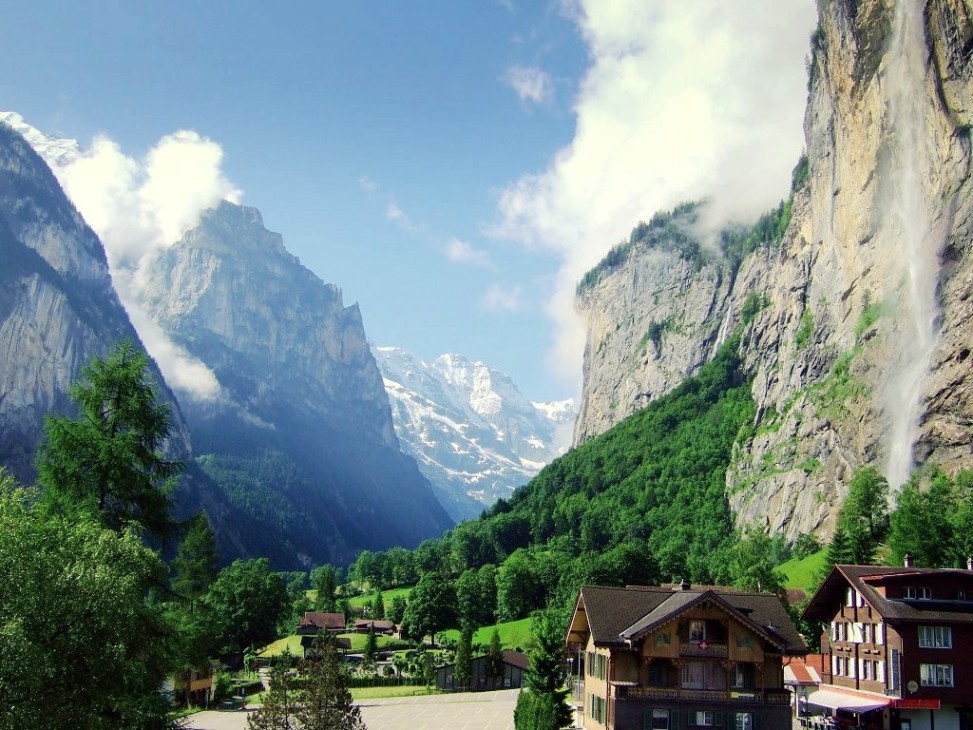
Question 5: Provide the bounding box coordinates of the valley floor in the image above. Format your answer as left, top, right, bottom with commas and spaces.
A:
183, 688, 519, 730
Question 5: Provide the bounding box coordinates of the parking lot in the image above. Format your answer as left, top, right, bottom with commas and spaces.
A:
183, 688, 519, 730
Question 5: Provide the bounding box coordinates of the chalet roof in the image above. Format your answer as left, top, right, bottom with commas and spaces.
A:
570, 584, 806, 655
300, 611, 346, 630
502, 650, 530, 671
803, 565, 973, 624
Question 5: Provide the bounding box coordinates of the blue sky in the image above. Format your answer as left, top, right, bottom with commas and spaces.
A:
3, 1, 816, 402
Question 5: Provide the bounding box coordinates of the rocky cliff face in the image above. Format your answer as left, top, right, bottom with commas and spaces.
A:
374, 346, 575, 522
574, 0, 973, 541
0, 122, 169, 478
137, 203, 453, 566
0, 122, 251, 551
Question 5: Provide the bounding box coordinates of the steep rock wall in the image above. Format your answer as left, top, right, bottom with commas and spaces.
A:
574, 0, 973, 540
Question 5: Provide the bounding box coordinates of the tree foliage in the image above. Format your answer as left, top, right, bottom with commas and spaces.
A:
37, 340, 182, 540
516, 607, 571, 730
172, 512, 219, 601
202, 558, 288, 655
294, 633, 366, 730
0, 473, 176, 730
402, 572, 456, 642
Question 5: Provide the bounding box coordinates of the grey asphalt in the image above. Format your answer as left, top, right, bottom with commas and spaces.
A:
182, 688, 519, 730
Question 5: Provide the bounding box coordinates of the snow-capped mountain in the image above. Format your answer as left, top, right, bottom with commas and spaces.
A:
373, 346, 576, 522
0, 112, 80, 166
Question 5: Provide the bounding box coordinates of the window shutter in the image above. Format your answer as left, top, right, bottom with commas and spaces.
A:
643, 709, 653, 730
877, 660, 885, 683
671, 709, 680, 730
753, 713, 762, 730
876, 623, 884, 645
715, 711, 724, 727
832, 655, 839, 675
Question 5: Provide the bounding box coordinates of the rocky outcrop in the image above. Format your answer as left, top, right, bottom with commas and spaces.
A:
574, 0, 973, 541
374, 346, 575, 522
0, 122, 171, 479
137, 203, 453, 566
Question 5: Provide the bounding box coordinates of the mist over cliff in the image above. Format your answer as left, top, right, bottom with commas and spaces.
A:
573, 0, 973, 541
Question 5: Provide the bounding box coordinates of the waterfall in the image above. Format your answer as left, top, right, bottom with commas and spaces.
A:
880, 0, 942, 489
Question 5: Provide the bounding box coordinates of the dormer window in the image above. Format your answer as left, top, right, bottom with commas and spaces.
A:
905, 587, 932, 600
689, 620, 706, 641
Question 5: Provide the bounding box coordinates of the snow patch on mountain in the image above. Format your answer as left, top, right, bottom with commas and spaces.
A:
374, 346, 576, 522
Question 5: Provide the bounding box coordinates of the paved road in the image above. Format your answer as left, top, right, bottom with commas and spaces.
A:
183, 689, 519, 730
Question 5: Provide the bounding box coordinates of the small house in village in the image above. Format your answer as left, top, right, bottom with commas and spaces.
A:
434, 650, 529, 692
297, 611, 346, 635
566, 582, 806, 729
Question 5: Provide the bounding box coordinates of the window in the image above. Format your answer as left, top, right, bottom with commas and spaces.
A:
876, 623, 884, 645
689, 620, 706, 641
832, 622, 839, 642
648, 661, 673, 688
918, 626, 952, 649
832, 655, 840, 676
587, 653, 606, 680
846, 588, 855, 607
906, 587, 932, 600
694, 711, 715, 726
736, 635, 754, 649
647, 709, 670, 730
920, 664, 954, 687
589, 694, 606, 723
682, 661, 725, 690
732, 663, 755, 690
861, 659, 871, 681
655, 632, 671, 646
735, 712, 754, 730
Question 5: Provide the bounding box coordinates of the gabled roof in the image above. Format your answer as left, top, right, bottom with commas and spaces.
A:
568, 584, 806, 655
803, 565, 973, 624
300, 611, 346, 630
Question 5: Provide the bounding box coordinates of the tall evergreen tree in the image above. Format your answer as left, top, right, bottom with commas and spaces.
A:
454, 621, 474, 691
486, 628, 505, 682
372, 591, 385, 620
295, 633, 366, 730
38, 340, 182, 540
246, 665, 297, 730
515, 607, 571, 730
172, 513, 219, 601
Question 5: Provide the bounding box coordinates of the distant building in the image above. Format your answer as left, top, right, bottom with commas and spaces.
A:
353, 619, 396, 635
803, 562, 973, 730
434, 650, 529, 692
566, 582, 806, 730
297, 611, 346, 635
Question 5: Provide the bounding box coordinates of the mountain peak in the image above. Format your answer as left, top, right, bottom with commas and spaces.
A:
0, 112, 80, 167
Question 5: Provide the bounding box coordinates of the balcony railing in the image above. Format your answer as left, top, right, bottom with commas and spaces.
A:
614, 686, 791, 706
679, 642, 729, 658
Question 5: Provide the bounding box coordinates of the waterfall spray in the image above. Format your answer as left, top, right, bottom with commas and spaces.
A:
881, 1, 942, 488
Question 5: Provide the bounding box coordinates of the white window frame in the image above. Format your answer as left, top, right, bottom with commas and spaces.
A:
650, 708, 671, 730
918, 625, 952, 649
695, 710, 715, 726
920, 663, 954, 687
735, 712, 754, 730
876, 660, 885, 683
875, 623, 884, 645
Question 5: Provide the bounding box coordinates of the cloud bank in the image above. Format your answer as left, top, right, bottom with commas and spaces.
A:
495, 0, 817, 386
56, 130, 242, 401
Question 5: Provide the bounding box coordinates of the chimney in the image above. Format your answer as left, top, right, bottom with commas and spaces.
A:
680, 578, 691, 591
904, 553, 913, 568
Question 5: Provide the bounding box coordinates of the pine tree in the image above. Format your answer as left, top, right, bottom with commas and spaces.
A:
246, 665, 296, 730
516, 607, 572, 730
486, 628, 505, 683
172, 513, 219, 601
295, 633, 366, 730
454, 621, 474, 690
38, 340, 182, 540
363, 625, 378, 667
372, 591, 385, 620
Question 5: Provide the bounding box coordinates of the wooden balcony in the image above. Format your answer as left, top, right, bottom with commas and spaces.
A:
679, 641, 728, 658
614, 685, 791, 706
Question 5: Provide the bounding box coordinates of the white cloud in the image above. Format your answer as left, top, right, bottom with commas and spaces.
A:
481, 283, 522, 312
359, 175, 377, 194
505, 65, 554, 104
445, 238, 493, 267
495, 0, 817, 384
53, 130, 241, 401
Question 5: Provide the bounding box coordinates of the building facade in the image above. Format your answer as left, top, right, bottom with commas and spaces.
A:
567, 583, 807, 730
803, 564, 973, 730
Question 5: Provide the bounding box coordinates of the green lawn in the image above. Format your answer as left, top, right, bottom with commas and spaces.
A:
258, 632, 405, 658
348, 587, 412, 609
350, 685, 438, 700
441, 618, 533, 652
779, 549, 827, 591
257, 634, 305, 658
